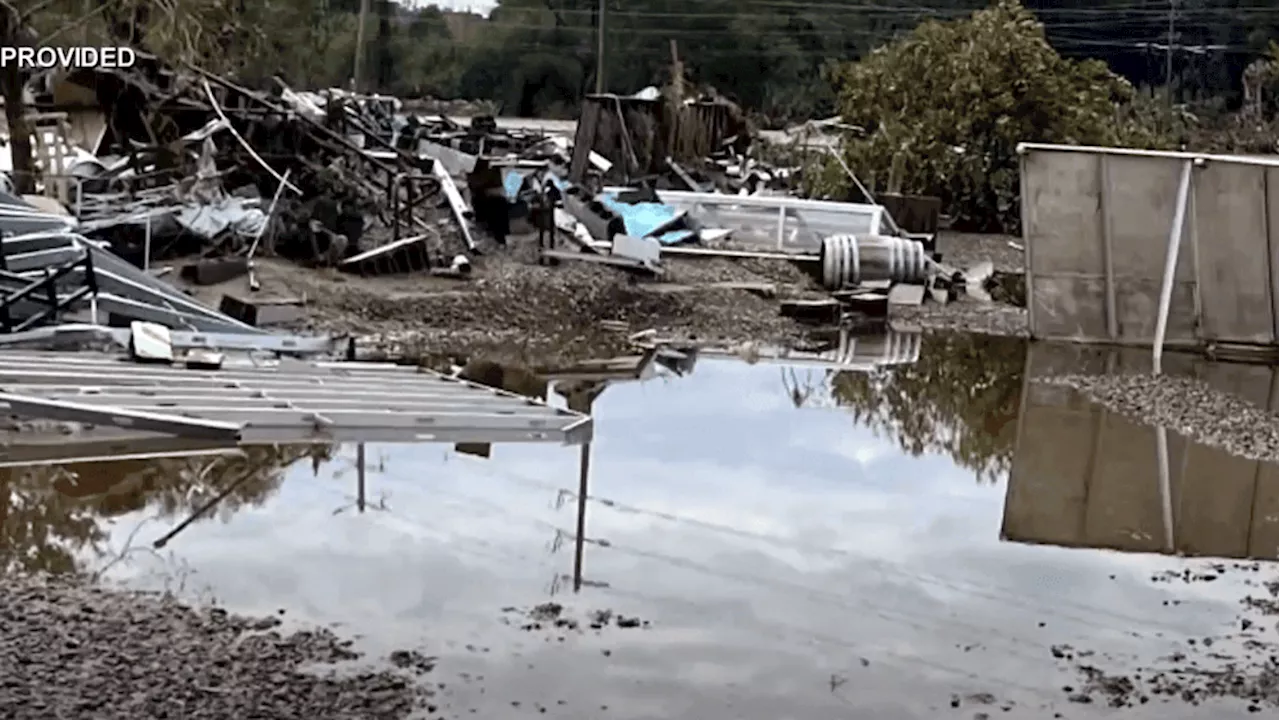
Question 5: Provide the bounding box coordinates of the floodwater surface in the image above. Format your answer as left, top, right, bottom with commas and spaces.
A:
1, 334, 1275, 719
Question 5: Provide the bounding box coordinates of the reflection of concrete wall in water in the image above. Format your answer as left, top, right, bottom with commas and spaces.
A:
1003, 343, 1278, 560
1019, 146, 1278, 354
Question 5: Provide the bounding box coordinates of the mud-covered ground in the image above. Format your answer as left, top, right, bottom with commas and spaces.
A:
0, 575, 431, 720
0, 575, 660, 720
173, 231, 1028, 364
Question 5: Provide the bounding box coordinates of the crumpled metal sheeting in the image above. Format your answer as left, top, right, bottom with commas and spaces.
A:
174, 197, 267, 240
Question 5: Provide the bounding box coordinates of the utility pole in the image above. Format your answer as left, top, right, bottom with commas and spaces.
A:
354, 0, 371, 92
595, 0, 606, 94
1164, 0, 1176, 106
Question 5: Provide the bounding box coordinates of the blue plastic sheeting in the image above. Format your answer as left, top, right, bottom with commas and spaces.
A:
502, 170, 527, 201
653, 229, 697, 245
598, 192, 686, 241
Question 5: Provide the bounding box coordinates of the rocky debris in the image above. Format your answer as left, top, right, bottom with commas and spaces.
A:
387, 649, 438, 675
1040, 373, 1279, 461
1239, 577, 1280, 616
0, 575, 433, 720
500, 604, 651, 635
1151, 563, 1273, 587
1067, 659, 1278, 711
1045, 571, 1279, 711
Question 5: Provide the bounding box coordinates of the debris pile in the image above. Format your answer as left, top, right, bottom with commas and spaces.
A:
0, 50, 1009, 350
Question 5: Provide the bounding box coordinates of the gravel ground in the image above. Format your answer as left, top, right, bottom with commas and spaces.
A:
934, 231, 1026, 274
0, 575, 433, 720
1040, 373, 1279, 461
888, 232, 1030, 337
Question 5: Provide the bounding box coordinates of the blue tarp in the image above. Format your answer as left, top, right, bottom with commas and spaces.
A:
598, 192, 689, 243
502, 170, 526, 201
653, 229, 697, 245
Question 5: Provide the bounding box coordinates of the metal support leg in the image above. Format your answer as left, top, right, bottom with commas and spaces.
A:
1156, 426, 1174, 553
143, 216, 152, 272
1152, 159, 1194, 374
572, 442, 591, 593
356, 443, 366, 513
776, 206, 786, 249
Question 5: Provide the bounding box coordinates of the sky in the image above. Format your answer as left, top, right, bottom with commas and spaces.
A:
421, 0, 497, 16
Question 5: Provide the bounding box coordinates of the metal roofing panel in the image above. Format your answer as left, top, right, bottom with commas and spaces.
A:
0, 352, 593, 445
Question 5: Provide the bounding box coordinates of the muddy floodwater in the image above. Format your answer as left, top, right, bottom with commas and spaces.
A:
1, 334, 1276, 719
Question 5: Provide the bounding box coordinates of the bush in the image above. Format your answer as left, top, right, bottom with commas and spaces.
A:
823, 0, 1143, 233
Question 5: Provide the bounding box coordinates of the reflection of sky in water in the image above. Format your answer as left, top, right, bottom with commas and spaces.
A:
98, 359, 1275, 719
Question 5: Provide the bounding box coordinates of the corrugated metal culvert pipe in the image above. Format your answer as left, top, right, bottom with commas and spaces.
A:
819, 234, 930, 290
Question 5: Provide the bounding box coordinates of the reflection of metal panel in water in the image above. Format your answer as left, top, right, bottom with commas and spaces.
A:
1002, 342, 1278, 560
604, 188, 889, 251
691, 329, 921, 371
1018, 144, 1278, 354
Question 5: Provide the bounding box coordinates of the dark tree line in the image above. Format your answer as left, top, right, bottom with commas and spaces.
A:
6, 1, 1275, 123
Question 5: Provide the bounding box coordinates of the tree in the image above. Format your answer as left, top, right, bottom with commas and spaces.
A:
0, 1, 41, 194
823, 0, 1141, 232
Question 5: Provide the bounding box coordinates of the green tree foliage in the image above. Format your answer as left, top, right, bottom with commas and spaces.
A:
823, 1, 1140, 232
827, 333, 1027, 484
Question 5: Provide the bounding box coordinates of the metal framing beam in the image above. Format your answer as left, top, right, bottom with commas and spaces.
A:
1016, 142, 1280, 168
0, 392, 242, 440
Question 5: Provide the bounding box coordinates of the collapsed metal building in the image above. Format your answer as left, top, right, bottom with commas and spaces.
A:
0, 190, 594, 461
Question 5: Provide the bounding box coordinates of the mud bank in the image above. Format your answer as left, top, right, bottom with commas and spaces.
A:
175, 232, 1029, 363
0, 575, 431, 720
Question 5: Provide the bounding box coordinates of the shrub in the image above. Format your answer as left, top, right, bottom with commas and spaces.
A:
823, 0, 1142, 233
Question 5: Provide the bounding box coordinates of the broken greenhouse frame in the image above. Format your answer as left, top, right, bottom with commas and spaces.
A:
603, 187, 895, 251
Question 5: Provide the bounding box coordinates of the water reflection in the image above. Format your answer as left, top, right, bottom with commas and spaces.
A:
0, 444, 333, 576
0, 330, 1274, 717
827, 332, 1026, 483
1004, 342, 1279, 561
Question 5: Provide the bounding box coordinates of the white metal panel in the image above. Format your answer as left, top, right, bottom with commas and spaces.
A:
0, 351, 593, 445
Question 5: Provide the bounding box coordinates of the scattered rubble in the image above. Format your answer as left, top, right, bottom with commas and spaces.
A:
500, 604, 651, 635
1045, 573, 1280, 713
0, 53, 1024, 362
0, 574, 433, 720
